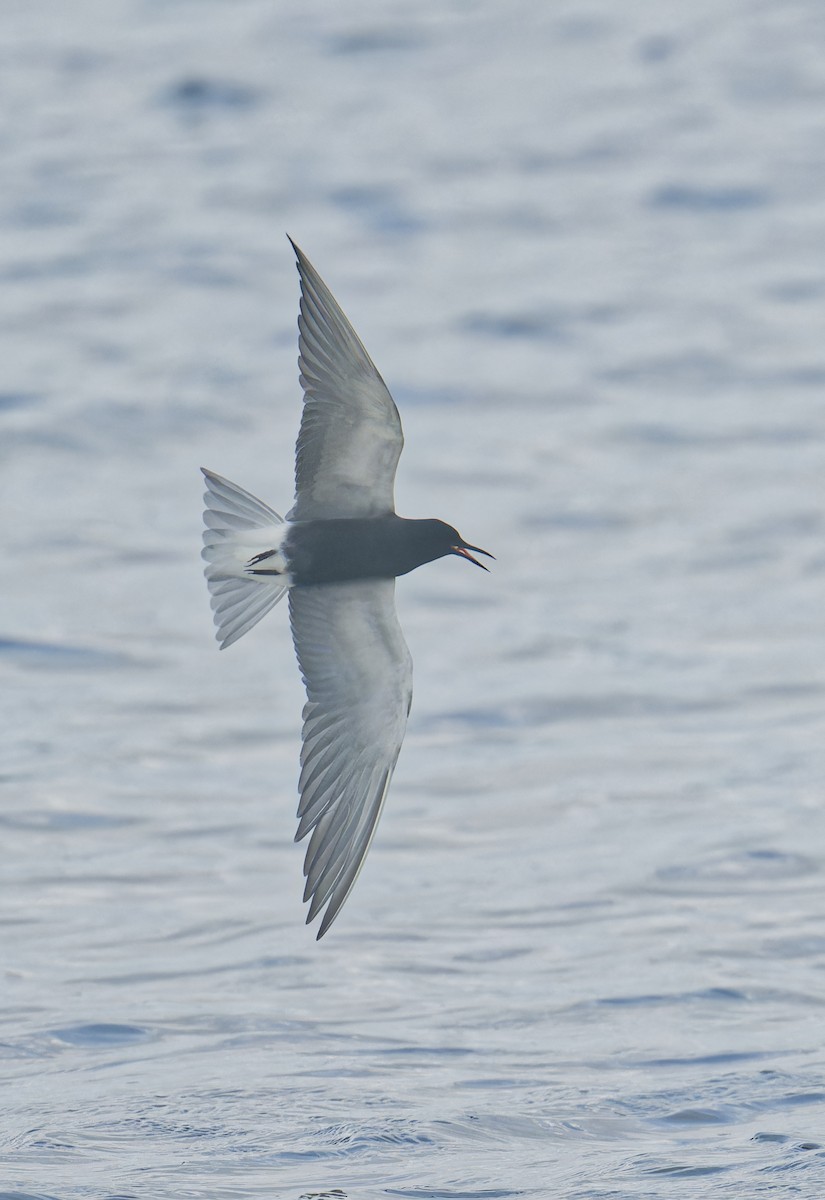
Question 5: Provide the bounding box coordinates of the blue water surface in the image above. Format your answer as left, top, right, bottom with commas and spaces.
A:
2, 1, 825, 1196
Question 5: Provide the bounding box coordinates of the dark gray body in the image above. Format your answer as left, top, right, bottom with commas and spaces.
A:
283, 516, 462, 586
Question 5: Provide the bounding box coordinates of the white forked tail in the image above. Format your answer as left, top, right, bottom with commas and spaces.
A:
201, 468, 289, 649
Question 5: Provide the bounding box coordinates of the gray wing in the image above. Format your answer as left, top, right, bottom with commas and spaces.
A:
287, 238, 404, 520
289, 579, 413, 938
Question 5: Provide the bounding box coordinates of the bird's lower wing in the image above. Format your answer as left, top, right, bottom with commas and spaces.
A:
288, 579, 413, 938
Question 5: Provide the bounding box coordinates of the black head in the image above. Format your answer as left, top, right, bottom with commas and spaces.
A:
422, 519, 495, 571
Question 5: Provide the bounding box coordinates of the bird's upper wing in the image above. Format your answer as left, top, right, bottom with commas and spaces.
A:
289, 579, 413, 938
287, 238, 404, 521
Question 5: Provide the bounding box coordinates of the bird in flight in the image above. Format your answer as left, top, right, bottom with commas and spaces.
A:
201, 238, 492, 938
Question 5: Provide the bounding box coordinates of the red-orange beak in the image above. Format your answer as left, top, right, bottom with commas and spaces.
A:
451, 543, 495, 571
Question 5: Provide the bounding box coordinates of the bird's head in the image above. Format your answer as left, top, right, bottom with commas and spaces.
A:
431, 521, 494, 571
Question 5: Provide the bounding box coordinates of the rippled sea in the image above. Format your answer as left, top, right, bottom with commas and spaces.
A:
3, 1, 825, 1196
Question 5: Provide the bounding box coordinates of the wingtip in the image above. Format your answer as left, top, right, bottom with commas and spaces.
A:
305, 908, 326, 940
287, 237, 319, 283
304, 898, 337, 940
316, 909, 336, 939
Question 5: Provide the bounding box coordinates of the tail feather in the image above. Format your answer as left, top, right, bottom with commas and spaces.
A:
201, 468, 288, 649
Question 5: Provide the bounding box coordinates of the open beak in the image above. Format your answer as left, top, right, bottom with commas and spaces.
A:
451, 543, 495, 571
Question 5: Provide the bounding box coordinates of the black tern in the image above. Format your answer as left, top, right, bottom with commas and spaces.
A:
202, 239, 492, 938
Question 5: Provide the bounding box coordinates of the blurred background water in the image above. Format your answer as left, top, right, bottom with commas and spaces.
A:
2, 0, 825, 1196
